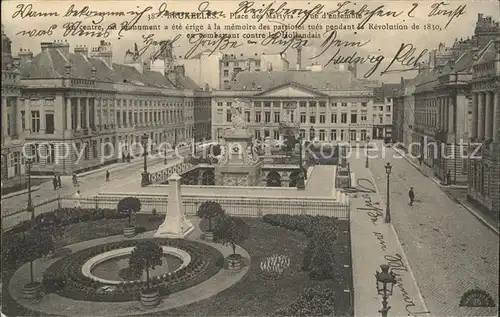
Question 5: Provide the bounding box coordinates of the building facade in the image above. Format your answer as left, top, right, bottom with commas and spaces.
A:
467, 39, 500, 214
372, 84, 398, 139
1, 31, 210, 178
211, 71, 374, 144
1, 25, 24, 182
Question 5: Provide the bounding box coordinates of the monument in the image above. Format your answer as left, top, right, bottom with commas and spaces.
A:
215, 99, 263, 186
155, 173, 194, 238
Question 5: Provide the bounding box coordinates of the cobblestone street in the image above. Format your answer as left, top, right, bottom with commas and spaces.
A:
363, 147, 499, 316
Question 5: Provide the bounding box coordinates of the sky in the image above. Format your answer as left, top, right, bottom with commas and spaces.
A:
2, 0, 499, 82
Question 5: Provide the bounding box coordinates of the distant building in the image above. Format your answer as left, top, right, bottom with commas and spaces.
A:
211, 70, 374, 144
175, 51, 289, 91
372, 84, 399, 139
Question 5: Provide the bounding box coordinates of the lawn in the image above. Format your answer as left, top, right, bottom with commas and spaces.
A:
2, 215, 353, 317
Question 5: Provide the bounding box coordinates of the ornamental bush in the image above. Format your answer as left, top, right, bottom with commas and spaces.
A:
117, 197, 142, 227
197, 201, 224, 232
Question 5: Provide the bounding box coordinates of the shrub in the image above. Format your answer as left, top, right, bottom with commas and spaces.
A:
213, 215, 249, 255
117, 197, 142, 227
272, 287, 335, 316
129, 240, 163, 289
196, 201, 224, 232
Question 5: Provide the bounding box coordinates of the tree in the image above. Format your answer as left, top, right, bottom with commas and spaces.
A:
19, 229, 54, 284
196, 201, 224, 232
117, 197, 142, 227
213, 215, 249, 255
129, 240, 163, 289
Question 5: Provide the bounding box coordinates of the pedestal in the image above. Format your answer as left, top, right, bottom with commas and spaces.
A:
141, 171, 150, 187
155, 173, 194, 238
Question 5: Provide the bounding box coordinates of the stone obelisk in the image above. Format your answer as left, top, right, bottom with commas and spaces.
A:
155, 173, 194, 238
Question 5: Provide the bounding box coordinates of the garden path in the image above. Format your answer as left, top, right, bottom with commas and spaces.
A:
9, 218, 250, 317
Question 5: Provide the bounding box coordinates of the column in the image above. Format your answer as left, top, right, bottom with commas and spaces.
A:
477, 92, 485, 140
1, 96, 7, 137
25, 98, 31, 132
66, 98, 72, 130
100, 98, 104, 130
15, 98, 22, 136
471, 92, 478, 139
76, 98, 81, 130
94, 98, 99, 129
85, 98, 90, 129
493, 92, 499, 142
485, 91, 493, 140
40, 101, 46, 133
448, 97, 455, 133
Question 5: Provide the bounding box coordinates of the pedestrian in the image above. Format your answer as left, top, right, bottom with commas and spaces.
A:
446, 170, 451, 185
57, 175, 62, 188
106, 170, 110, 182
408, 187, 415, 206
418, 155, 422, 166
53, 176, 58, 190
73, 190, 81, 209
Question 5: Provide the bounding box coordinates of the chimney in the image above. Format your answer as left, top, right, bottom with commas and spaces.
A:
90, 40, 113, 69
296, 46, 302, 70
40, 42, 52, 52
57, 40, 70, 60
74, 45, 89, 57
65, 64, 71, 77
472, 47, 480, 62
174, 65, 185, 76
91, 67, 97, 80
18, 48, 33, 63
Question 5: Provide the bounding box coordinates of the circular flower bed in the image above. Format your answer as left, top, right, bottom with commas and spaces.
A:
42, 238, 224, 302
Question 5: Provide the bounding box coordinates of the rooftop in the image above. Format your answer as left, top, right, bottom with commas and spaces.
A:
230, 71, 371, 91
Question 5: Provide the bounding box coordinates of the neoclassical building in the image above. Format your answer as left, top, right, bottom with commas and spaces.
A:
211, 71, 374, 144
467, 39, 500, 214
1, 25, 24, 181
1, 29, 211, 177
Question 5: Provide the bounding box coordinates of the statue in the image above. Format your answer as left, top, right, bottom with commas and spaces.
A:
231, 99, 248, 130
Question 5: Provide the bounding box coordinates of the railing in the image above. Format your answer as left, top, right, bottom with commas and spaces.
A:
2, 194, 350, 231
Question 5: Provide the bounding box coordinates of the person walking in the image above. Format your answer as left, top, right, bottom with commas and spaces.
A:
74, 190, 81, 209
57, 175, 62, 188
106, 170, 110, 182
408, 187, 415, 206
53, 176, 58, 190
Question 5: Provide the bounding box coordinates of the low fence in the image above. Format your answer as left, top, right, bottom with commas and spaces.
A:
2, 194, 350, 231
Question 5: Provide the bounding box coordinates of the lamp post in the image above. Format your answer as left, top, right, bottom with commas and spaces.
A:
296, 134, 305, 189
163, 129, 168, 165
365, 136, 371, 168
26, 159, 34, 219
141, 133, 150, 186
375, 264, 397, 317
384, 162, 392, 223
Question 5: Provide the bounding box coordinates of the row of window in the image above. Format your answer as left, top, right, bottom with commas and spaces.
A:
252, 129, 370, 141
216, 101, 369, 108
224, 110, 373, 124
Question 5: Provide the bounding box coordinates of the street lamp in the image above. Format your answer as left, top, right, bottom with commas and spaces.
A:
375, 264, 397, 317
141, 133, 150, 187
26, 159, 34, 219
384, 162, 392, 223
296, 135, 306, 188
365, 136, 371, 168
163, 129, 168, 165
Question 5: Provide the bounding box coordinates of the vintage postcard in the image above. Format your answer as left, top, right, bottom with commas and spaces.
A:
1, 0, 499, 317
